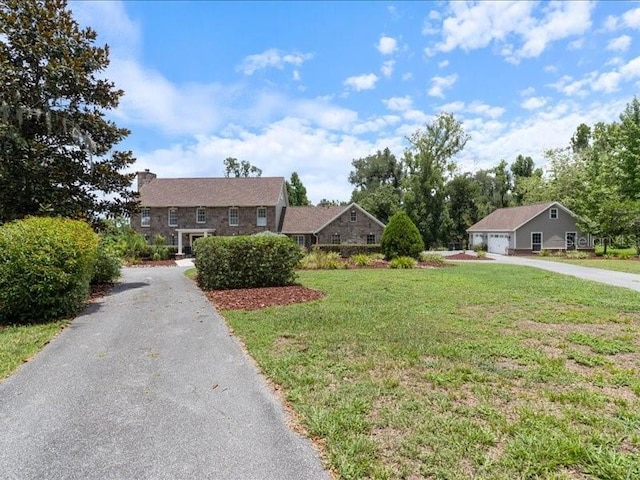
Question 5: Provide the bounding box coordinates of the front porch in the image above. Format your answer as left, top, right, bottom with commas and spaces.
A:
175, 228, 216, 255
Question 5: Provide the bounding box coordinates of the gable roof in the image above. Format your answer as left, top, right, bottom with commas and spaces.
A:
139, 177, 286, 207
281, 202, 385, 234
467, 202, 576, 232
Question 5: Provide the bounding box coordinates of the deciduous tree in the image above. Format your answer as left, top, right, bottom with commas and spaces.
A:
223, 157, 262, 177
403, 113, 469, 248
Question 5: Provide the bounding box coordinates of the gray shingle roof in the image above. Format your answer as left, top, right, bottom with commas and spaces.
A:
467, 202, 557, 232
138, 177, 285, 207
280, 205, 346, 234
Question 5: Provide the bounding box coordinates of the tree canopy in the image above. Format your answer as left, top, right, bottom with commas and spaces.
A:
286, 171, 310, 206
348, 148, 403, 223
0, 0, 137, 223
223, 157, 262, 177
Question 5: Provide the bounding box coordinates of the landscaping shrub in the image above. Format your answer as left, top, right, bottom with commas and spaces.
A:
194, 235, 303, 290
301, 251, 348, 269
311, 243, 382, 257
566, 251, 590, 259
381, 211, 424, 260
389, 256, 417, 269
419, 252, 446, 265
351, 253, 374, 266
92, 239, 121, 284
0, 217, 99, 323
476, 250, 487, 258
539, 249, 551, 257
472, 243, 487, 253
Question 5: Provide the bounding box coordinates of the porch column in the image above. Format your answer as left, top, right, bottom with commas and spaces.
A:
177, 232, 183, 255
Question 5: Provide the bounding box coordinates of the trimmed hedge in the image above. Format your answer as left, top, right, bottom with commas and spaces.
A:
0, 217, 99, 323
92, 238, 121, 284
194, 235, 303, 290
311, 243, 382, 257
381, 211, 424, 259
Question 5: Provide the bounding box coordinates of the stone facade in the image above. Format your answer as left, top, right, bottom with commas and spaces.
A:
131, 205, 278, 247
315, 209, 383, 244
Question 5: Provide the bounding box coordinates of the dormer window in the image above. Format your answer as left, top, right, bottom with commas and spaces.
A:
549, 208, 558, 219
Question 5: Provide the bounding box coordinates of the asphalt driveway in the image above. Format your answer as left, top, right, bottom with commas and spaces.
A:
0, 267, 328, 480
489, 254, 640, 292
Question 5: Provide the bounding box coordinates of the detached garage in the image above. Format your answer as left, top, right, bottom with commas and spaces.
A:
467, 202, 593, 255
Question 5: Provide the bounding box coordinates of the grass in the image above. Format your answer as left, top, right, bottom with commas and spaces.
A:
221, 264, 640, 479
184, 267, 198, 280
0, 321, 67, 380
537, 257, 640, 274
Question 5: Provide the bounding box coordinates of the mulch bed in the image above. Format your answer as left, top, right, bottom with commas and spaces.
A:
446, 253, 493, 260
126, 259, 177, 267
88, 282, 117, 302
205, 285, 325, 311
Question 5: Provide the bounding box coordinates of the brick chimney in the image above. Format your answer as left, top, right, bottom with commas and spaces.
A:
136, 169, 157, 191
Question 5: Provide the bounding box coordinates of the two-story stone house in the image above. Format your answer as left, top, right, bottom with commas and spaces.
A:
131, 170, 385, 254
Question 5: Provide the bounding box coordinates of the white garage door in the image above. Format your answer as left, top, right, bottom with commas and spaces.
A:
488, 234, 509, 254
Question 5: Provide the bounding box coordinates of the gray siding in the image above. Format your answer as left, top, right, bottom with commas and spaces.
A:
515, 206, 591, 250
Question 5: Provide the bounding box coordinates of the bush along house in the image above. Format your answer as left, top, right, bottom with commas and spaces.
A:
131, 170, 385, 255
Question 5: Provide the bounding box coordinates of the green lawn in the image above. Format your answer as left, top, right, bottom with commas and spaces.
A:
0, 321, 66, 380
222, 265, 640, 479
537, 257, 640, 274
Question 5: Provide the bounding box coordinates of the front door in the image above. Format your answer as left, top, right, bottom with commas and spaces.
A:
531, 232, 542, 252
566, 232, 577, 251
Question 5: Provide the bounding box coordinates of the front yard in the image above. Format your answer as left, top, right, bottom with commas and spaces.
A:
222, 264, 640, 479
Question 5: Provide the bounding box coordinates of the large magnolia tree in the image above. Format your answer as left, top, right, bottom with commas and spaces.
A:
0, 0, 137, 223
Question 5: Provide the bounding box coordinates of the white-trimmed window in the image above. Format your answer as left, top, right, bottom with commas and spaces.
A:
366, 233, 376, 244
229, 207, 239, 226
168, 208, 177, 227
293, 235, 305, 247
196, 207, 206, 224
257, 207, 267, 227
331, 233, 341, 245
141, 207, 151, 227
350, 210, 357, 222
549, 208, 558, 219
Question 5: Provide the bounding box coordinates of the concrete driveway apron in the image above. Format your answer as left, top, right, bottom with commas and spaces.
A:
0, 266, 329, 480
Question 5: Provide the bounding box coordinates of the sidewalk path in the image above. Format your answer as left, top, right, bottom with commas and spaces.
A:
489, 254, 640, 292
0, 267, 328, 480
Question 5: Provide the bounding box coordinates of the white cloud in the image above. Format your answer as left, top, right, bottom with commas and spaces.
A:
383, 96, 413, 111
427, 74, 458, 98
237, 49, 313, 75
606, 35, 632, 52
467, 101, 505, 119
293, 70, 301, 81
70, 1, 141, 55
402, 72, 414, 81
376, 36, 398, 55
343, 73, 379, 91
136, 117, 402, 203
438, 59, 450, 68
521, 96, 547, 110
439, 101, 465, 113
519, 86, 535, 96
430, 1, 594, 63
351, 115, 401, 135
457, 98, 628, 173
380, 60, 395, 77
623, 7, 640, 29
589, 56, 640, 93
567, 38, 584, 50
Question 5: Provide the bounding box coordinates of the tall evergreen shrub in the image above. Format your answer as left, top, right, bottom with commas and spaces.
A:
0, 217, 99, 322
381, 211, 425, 259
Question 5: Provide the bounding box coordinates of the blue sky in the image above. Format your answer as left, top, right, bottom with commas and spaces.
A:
71, 1, 640, 203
